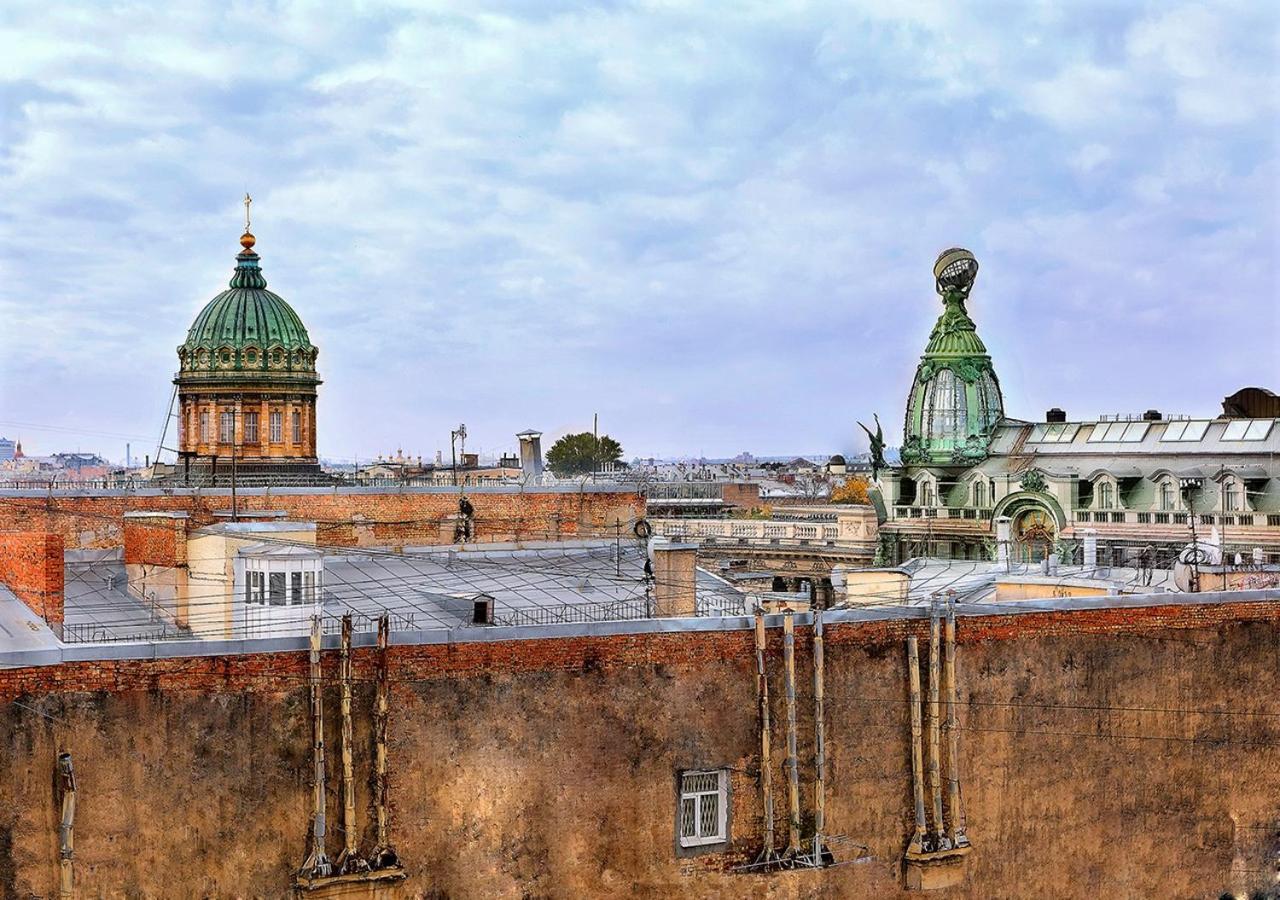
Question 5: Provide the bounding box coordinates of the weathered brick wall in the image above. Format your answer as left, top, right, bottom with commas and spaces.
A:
0, 488, 644, 550
122, 514, 188, 567
0, 531, 63, 626
1, 600, 1278, 898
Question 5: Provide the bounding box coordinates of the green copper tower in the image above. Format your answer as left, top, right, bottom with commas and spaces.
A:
901, 248, 1004, 466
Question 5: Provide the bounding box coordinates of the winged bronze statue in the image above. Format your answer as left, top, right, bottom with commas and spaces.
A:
859, 413, 886, 481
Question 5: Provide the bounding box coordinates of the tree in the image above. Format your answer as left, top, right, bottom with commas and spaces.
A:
830, 477, 871, 505
545, 432, 624, 477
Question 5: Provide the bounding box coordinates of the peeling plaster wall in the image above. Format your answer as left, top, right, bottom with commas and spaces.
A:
1, 606, 1278, 898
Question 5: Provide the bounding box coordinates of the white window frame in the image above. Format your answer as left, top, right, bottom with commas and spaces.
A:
678, 769, 728, 848
292, 408, 302, 444
219, 410, 235, 443
243, 411, 259, 443
270, 411, 283, 443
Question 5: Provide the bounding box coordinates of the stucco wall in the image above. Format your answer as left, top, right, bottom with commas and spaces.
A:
1, 602, 1277, 898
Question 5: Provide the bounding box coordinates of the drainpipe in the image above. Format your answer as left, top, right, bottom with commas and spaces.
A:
57, 752, 75, 900
812, 608, 827, 865
928, 599, 947, 849
335, 615, 369, 874
299, 616, 332, 879
369, 614, 400, 869
907, 636, 926, 855
753, 608, 776, 861
944, 594, 969, 847
782, 610, 802, 856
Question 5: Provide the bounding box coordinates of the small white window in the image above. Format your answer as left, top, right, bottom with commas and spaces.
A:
199, 410, 210, 443
243, 411, 259, 443
220, 410, 235, 443
270, 411, 283, 443
678, 770, 727, 847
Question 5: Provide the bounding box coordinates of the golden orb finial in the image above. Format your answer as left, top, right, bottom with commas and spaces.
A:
239, 192, 256, 250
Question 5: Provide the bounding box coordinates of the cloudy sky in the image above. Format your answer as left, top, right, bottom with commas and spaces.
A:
2, 1, 1277, 463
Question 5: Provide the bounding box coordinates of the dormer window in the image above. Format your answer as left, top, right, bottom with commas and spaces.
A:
1160, 481, 1175, 511
1098, 481, 1114, 510
973, 480, 986, 508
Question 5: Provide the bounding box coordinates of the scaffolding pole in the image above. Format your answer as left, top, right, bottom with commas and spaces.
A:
812, 607, 827, 865
944, 596, 969, 847
299, 615, 332, 879
336, 615, 369, 874
369, 614, 400, 870
782, 610, 802, 856
907, 636, 926, 855
753, 609, 777, 862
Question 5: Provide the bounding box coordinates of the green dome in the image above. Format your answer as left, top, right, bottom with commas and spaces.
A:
901, 248, 1003, 466
177, 242, 319, 380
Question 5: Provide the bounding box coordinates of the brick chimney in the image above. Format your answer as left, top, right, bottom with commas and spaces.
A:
650, 540, 698, 617
0, 531, 65, 638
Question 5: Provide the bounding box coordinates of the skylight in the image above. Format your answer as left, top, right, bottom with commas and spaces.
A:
1221, 419, 1274, 441
1160, 420, 1210, 442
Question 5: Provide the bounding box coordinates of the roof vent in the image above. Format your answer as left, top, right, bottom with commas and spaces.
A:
1142, 409, 1162, 421
1046, 408, 1067, 423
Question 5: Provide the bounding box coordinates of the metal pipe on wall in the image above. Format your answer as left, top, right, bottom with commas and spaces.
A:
812, 607, 827, 865
369, 614, 400, 870
336, 615, 369, 874
928, 601, 945, 847
907, 636, 927, 854
944, 596, 969, 847
782, 610, 802, 855
753, 608, 776, 858
57, 752, 75, 900
299, 615, 332, 879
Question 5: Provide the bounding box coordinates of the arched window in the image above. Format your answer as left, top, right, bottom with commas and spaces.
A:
1098, 481, 1114, 510
973, 480, 986, 508
925, 370, 966, 444
1159, 480, 1175, 511
976, 371, 1003, 431
1223, 479, 1240, 512
921, 480, 935, 506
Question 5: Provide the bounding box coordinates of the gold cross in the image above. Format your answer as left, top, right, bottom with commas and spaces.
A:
243, 192, 252, 231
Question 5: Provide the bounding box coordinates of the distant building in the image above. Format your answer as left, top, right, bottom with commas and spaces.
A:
0, 438, 14, 462
875, 249, 1280, 564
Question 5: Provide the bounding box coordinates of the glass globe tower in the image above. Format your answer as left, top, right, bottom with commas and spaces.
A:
901, 248, 1005, 466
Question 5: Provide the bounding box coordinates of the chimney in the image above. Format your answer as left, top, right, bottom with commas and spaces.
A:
1046, 408, 1067, 423
649, 539, 698, 617
517, 430, 544, 478
1142, 409, 1162, 421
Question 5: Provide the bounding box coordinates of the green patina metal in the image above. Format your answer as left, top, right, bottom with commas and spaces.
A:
176, 241, 318, 381
901, 248, 1004, 466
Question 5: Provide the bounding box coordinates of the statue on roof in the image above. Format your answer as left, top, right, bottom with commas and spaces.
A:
859, 414, 886, 481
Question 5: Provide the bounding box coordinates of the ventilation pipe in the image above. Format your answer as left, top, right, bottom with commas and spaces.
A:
335, 615, 369, 875
369, 614, 400, 870
782, 610, 802, 856
752, 609, 777, 864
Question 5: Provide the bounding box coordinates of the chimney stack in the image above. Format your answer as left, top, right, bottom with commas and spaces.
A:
517, 430, 544, 478
649, 539, 698, 617
1142, 409, 1162, 421
1046, 408, 1066, 423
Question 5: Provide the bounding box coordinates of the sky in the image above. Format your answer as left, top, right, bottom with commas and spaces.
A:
2, 1, 1278, 464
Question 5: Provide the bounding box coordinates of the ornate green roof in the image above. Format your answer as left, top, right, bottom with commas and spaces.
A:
176, 236, 319, 381
901, 248, 1004, 467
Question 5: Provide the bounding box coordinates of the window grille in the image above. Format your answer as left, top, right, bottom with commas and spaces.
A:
270, 411, 283, 443
243, 412, 259, 443
678, 770, 727, 847
219, 410, 235, 443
